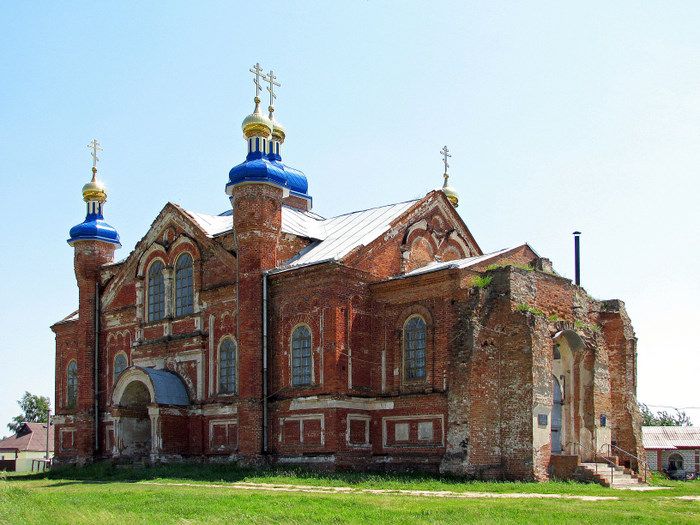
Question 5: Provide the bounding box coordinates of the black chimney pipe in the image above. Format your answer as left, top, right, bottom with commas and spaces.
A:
573, 231, 581, 286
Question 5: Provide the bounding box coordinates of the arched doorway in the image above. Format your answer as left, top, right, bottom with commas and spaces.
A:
668, 453, 684, 472
111, 366, 190, 460
551, 375, 563, 453
117, 380, 152, 457
551, 330, 586, 456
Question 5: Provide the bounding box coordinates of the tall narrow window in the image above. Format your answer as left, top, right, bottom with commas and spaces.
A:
147, 260, 165, 322
218, 338, 237, 394
404, 316, 427, 380
66, 360, 78, 408
175, 253, 194, 316
113, 353, 127, 383
291, 325, 312, 386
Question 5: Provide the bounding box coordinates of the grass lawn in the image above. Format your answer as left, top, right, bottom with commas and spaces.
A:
1, 464, 698, 524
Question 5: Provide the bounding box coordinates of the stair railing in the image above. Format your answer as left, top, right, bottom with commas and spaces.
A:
600, 443, 650, 484
567, 440, 616, 484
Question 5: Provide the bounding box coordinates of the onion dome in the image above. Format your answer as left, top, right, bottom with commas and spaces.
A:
68, 164, 121, 247
268, 107, 286, 144
442, 176, 459, 208
81, 168, 107, 203
241, 97, 273, 139
226, 65, 311, 207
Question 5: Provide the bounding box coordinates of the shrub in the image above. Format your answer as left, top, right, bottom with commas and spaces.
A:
471, 275, 492, 289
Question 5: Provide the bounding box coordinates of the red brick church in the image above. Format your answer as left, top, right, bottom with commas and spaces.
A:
51, 65, 644, 480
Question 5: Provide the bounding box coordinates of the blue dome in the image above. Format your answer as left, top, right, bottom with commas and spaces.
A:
68, 217, 121, 247
227, 157, 309, 197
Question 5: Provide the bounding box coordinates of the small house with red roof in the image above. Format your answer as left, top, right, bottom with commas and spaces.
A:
0, 422, 53, 472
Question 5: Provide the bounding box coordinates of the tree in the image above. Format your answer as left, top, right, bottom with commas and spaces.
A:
640, 403, 693, 427
7, 392, 50, 433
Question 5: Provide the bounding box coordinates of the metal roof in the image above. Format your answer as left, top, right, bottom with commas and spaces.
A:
642, 426, 700, 450
285, 200, 418, 267
140, 367, 190, 406
184, 199, 418, 268
183, 206, 325, 240
401, 247, 517, 278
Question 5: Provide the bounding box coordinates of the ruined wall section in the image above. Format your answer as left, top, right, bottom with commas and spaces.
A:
599, 299, 644, 468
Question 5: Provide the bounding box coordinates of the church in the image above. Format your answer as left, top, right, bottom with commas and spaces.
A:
51, 64, 644, 481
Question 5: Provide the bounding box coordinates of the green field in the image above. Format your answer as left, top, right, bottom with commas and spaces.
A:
1, 464, 698, 524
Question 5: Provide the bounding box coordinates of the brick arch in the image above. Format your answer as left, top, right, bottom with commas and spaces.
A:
169, 235, 202, 263
395, 304, 434, 330
406, 236, 435, 272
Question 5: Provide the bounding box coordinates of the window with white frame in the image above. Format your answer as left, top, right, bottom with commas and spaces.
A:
218, 338, 237, 394
175, 253, 194, 316
147, 260, 165, 322
291, 325, 312, 386
404, 315, 427, 380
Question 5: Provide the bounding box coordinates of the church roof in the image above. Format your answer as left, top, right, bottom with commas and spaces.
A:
402, 247, 518, 277
286, 200, 418, 267
140, 367, 190, 406
183, 199, 419, 268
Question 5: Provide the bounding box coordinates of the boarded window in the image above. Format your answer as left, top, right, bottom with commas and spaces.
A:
147, 260, 165, 322
210, 421, 238, 451
394, 423, 409, 441
303, 418, 322, 445
291, 326, 312, 386
418, 421, 434, 441
175, 253, 194, 316
348, 418, 369, 445
404, 316, 426, 380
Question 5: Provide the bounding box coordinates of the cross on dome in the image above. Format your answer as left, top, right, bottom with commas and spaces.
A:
264, 69, 281, 109
88, 138, 103, 170
440, 145, 451, 175
249, 62, 265, 100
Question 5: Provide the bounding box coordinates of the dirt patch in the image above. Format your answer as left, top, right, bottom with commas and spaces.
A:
139, 481, 619, 501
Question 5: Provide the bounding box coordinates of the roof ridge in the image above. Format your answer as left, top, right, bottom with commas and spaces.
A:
324, 198, 420, 220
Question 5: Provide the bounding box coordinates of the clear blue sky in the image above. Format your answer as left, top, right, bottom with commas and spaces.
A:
1, 1, 698, 432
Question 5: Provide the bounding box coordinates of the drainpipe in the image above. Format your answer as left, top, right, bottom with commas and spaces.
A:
262, 270, 269, 454
94, 284, 100, 453
573, 231, 581, 286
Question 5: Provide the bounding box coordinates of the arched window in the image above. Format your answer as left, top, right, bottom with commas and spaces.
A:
291, 325, 312, 386
147, 260, 165, 322
66, 360, 78, 409
113, 353, 127, 383
175, 253, 194, 317
218, 338, 237, 394
553, 344, 561, 360
404, 316, 427, 380
668, 453, 684, 471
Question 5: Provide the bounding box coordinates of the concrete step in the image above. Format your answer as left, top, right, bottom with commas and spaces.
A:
578, 462, 644, 488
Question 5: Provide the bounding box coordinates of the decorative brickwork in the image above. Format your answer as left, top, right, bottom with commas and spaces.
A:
51, 185, 642, 481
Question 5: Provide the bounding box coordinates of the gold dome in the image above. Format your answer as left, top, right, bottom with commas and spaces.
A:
242, 97, 273, 139
82, 168, 107, 203
268, 107, 286, 143
442, 184, 459, 207
441, 172, 459, 207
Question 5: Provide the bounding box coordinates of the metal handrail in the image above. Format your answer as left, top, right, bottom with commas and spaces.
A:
600, 443, 651, 484
565, 440, 617, 484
